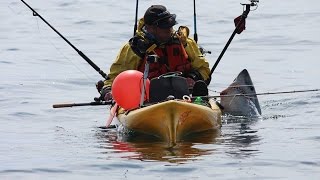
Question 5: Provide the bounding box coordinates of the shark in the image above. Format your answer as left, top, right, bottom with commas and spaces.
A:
220, 69, 262, 116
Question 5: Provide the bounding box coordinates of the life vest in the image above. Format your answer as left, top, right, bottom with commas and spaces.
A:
138, 39, 192, 79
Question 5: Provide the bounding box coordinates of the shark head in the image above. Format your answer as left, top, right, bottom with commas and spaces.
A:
220, 69, 261, 116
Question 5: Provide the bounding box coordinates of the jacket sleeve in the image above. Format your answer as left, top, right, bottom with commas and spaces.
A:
104, 42, 142, 87
184, 38, 211, 81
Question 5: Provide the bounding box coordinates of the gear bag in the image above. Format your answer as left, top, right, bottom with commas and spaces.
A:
149, 74, 189, 103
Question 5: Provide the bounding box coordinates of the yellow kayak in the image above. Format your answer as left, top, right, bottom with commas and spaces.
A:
117, 99, 222, 144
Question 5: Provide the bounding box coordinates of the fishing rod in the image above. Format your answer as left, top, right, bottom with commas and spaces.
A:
193, 89, 320, 99
193, 0, 198, 43
193, 0, 212, 55
133, 0, 139, 36
21, 0, 109, 80
53, 101, 113, 108
53, 88, 320, 108
208, 0, 259, 84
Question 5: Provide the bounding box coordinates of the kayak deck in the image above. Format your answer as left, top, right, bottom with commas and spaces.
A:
117, 99, 222, 144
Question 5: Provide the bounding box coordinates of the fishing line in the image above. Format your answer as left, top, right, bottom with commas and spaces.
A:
197, 88, 320, 99
228, 84, 255, 88
21, 0, 109, 80
8, 3, 23, 15
225, 84, 259, 102
34, 18, 95, 81
208, 89, 220, 93
228, 95, 238, 106
209, 85, 256, 94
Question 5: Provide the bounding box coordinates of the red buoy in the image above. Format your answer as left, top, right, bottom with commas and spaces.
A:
112, 70, 150, 110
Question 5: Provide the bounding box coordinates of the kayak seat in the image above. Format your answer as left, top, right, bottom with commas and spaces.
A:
149, 76, 189, 103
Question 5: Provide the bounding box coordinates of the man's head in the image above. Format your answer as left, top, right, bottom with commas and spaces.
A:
144, 5, 177, 28
144, 5, 177, 43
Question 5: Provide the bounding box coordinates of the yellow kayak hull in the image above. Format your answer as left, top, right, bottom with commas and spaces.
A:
117, 99, 222, 144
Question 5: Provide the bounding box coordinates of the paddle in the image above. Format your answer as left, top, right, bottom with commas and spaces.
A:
21, 0, 109, 80
208, 1, 259, 85
53, 101, 113, 108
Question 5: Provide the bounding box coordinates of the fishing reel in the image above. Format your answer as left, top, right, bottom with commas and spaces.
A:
249, 0, 259, 5
234, 0, 259, 33
199, 46, 211, 56
241, 0, 259, 8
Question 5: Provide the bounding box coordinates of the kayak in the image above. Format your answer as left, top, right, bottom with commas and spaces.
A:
110, 69, 261, 145
52, 70, 260, 145
116, 99, 222, 144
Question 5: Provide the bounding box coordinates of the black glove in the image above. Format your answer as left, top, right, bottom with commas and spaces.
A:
95, 80, 104, 93
129, 33, 158, 58
94, 81, 112, 101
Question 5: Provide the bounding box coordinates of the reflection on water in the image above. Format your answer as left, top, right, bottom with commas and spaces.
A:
219, 116, 261, 158
95, 127, 220, 164
95, 116, 262, 163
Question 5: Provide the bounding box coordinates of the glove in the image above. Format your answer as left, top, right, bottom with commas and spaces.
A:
101, 87, 113, 101
186, 70, 205, 93
129, 34, 158, 57
94, 85, 112, 102
95, 80, 104, 93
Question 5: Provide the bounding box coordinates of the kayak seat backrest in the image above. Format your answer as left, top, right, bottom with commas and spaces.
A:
149, 76, 189, 103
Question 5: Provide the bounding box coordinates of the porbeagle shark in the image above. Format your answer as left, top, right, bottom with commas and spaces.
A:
220, 69, 261, 116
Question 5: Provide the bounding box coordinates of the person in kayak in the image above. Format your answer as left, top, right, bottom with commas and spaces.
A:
96, 5, 210, 102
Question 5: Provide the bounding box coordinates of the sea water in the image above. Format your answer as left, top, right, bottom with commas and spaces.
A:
1, 0, 320, 179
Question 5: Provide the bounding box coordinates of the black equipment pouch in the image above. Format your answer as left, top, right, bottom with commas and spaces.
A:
149, 73, 189, 102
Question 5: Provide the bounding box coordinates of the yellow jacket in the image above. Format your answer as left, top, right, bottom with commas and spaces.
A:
104, 22, 210, 88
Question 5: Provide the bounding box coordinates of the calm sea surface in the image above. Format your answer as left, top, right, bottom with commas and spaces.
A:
1, 0, 320, 179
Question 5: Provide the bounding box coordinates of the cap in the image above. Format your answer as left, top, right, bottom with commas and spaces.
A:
144, 5, 177, 28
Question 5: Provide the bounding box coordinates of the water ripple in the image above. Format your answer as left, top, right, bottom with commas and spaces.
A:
0, 169, 33, 174
308, 136, 320, 142
0, 168, 70, 174
32, 168, 70, 173
262, 114, 287, 120
109, 21, 127, 25
256, 12, 320, 20
6, 48, 19, 51
87, 164, 111, 170
0, 60, 13, 64
299, 161, 319, 166
58, 2, 76, 7
263, 58, 285, 62
150, 167, 196, 172
74, 20, 94, 25
109, 163, 143, 169
9, 112, 37, 117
